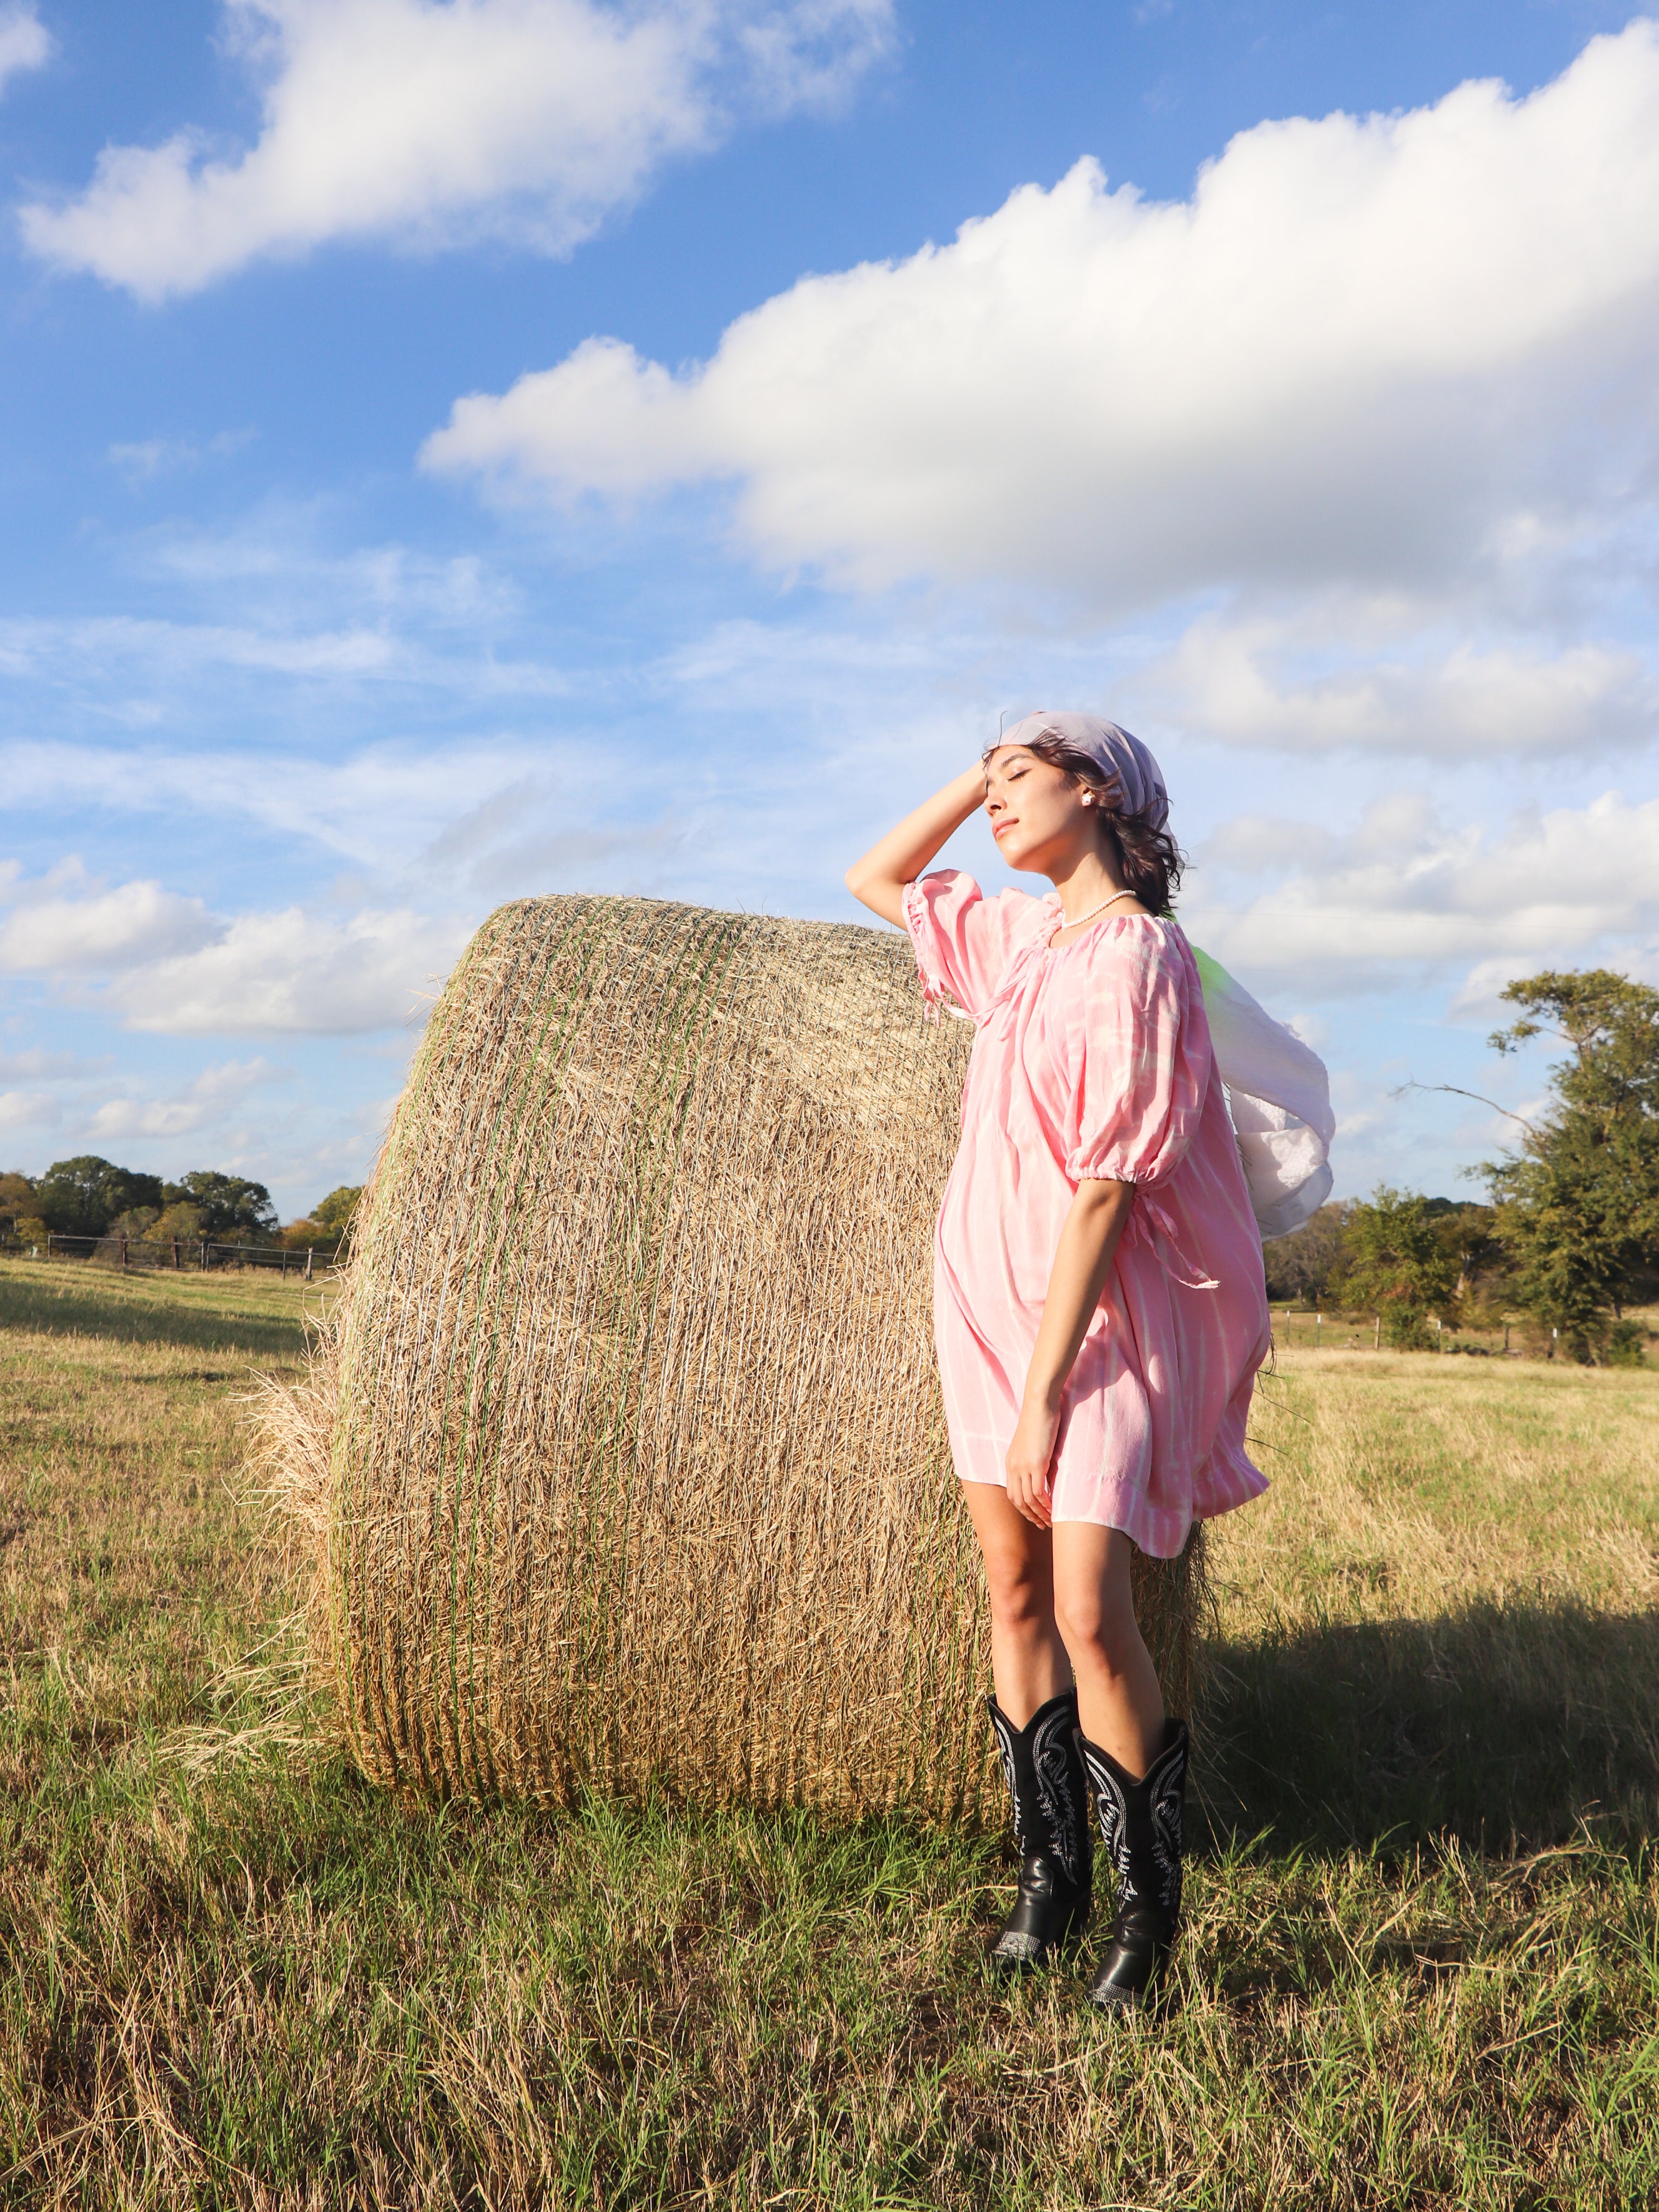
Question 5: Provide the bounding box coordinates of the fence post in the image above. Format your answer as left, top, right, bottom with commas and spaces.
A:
1374, 1314, 1382, 1351
1315, 1311, 1322, 1350
46, 1233, 54, 1259
119, 1232, 128, 1271
1503, 1321, 1510, 1353
172, 1238, 181, 1271
304, 1246, 314, 1282
280, 1249, 288, 1278
199, 1238, 208, 1272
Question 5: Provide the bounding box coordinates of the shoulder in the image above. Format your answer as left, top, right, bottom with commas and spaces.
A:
1078, 915, 1191, 975
908, 871, 1049, 935
996, 885, 1056, 946
1069, 918, 1200, 1011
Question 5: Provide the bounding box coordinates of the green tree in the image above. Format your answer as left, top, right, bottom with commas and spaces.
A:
1262, 1199, 1354, 1304
0, 1170, 35, 1231
1482, 970, 1659, 1358
1424, 1199, 1505, 1312
162, 1169, 278, 1241
151, 1202, 207, 1247
34, 1156, 164, 1237
1339, 1186, 1460, 1349
109, 1206, 162, 1240
310, 1185, 364, 1242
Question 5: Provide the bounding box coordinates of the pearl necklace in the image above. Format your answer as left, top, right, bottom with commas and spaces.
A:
1055, 888, 1138, 933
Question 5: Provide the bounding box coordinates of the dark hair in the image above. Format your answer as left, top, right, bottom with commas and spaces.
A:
1018, 733, 1185, 915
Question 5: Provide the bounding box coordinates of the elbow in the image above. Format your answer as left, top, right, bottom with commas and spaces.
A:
844, 860, 886, 911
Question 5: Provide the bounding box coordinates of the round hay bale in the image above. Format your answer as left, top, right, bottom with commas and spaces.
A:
277, 895, 1207, 1823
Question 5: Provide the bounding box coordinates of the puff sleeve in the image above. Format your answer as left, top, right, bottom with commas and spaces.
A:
901, 870, 1044, 1021
1065, 927, 1211, 1187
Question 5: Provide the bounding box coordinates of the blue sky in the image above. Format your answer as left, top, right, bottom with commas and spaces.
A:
1, 0, 1655, 1218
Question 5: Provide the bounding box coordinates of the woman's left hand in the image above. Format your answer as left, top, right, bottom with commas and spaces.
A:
1004, 1401, 1060, 1529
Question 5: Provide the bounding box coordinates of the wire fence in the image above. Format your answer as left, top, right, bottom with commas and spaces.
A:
22, 1231, 339, 1278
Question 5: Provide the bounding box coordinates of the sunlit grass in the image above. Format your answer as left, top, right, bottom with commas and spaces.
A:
3, 1261, 1657, 2208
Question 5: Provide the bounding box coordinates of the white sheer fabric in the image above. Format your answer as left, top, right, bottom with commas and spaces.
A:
1191, 946, 1335, 1240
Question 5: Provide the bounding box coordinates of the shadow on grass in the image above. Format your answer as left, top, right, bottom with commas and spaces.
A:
0, 1269, 309, 1361
1197, 1598, 1659, 1856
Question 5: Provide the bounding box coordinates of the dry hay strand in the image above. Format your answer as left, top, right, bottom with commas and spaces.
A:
158, 1332, 350, 1778
266, 895, 1207, 1823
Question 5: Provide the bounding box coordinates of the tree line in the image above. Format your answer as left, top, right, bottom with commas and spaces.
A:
1266, 970, 1658, 1365
0, 1159, 363, 1256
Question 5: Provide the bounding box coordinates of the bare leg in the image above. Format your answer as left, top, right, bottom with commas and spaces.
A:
960, 1480, 1072, 1727
1051, 1524, 1164, 1775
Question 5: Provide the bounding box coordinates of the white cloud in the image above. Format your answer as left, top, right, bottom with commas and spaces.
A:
1135, 609, 1659, 761
109, 905, 471, 1033
0, 602, 561, 697
1449, 941, 1659, 1020
423, 21, 1659, 613
1185, 789, 1659, 992
4, 737, 595, 877
108, 430, 255, 487
0, 871, 220, 971
0, 861, 470, 1033
140, 516, 517, 627
0, 1048, 103, 1080
21, 0, 893, 300
0, 5, 51, 96
88, 1058, 287, 1140
0, 1089, 59, 1131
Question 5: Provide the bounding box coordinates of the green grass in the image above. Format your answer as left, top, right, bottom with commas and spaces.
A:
0, 1254, 315, 1361
3, 1259, 1657, 2209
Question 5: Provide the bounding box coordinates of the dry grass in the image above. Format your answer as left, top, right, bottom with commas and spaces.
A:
1228, 1346, 1659, 1626
4, 1266, 1658, 2209
0, 1257, 318, 1756
300, 896, 1201, 1825
1199, 1349, 1659, 1855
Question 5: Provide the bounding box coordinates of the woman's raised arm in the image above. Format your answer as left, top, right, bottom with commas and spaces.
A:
844, 762, 988, 928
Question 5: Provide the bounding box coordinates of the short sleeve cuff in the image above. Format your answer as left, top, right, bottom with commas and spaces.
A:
902, 876, 953, 1011
1067, 1152, 1149, 1186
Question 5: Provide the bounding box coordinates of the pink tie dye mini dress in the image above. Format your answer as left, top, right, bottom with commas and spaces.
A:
904, 869, 1272, 1556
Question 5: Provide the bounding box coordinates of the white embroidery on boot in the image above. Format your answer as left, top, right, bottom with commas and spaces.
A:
1147, 1737, 1187, 1922
1032, 1704, 1083, 1885
987, 1701, 1024, 1848
1081, 1740, 1137, 1904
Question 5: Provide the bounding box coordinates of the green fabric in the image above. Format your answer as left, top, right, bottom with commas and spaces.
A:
1191, 943, 1234, 1009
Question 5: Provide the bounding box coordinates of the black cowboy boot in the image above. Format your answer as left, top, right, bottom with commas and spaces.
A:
984, 1689, 1092, 1973
1078, 1719, 1189, 2011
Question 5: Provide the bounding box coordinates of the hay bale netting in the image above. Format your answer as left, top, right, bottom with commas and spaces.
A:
275, 895, 1207, 1823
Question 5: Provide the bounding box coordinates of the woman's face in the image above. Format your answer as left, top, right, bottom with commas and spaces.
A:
982, 746, 1096, 875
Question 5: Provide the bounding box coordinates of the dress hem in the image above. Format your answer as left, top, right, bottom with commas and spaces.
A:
951, 1454, 1269, 1559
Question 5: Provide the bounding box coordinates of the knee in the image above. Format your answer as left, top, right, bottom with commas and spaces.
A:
1054, 1588, 1137, 1676
984, 1552, 1052, 1635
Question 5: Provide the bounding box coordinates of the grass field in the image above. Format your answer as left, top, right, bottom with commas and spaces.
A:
3, 1256, 1657, 2210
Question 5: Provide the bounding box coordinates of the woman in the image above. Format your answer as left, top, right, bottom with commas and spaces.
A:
846, 711, 1272, 2012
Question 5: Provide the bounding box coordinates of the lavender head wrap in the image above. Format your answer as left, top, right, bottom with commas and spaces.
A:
989, 711, 1169, 831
